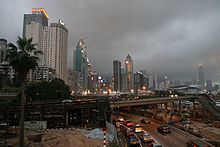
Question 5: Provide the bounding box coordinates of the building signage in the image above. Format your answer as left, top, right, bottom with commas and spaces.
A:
59, 19, 65, 25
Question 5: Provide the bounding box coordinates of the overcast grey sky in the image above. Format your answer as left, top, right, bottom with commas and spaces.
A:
1, 0, 220, 82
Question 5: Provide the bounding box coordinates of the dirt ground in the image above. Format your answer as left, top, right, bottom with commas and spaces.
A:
8, 128, 103, 147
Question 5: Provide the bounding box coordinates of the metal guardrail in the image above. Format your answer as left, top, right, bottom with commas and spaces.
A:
120, 124, 142, 147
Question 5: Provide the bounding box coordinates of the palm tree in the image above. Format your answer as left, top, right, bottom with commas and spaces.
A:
7, 36, 42, 147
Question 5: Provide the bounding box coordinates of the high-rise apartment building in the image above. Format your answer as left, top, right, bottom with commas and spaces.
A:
73, 37, 88, 92
25, 22, 44, 65
0, 39, 12, 84
198, 64, 205, 90
125, 54, 134, 91
24, 9, 68, 83
44, 22, 68, 82
0, 39, 7, 63
113, 60, 121, 92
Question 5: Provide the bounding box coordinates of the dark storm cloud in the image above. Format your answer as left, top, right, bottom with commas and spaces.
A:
1, 0, 220, 82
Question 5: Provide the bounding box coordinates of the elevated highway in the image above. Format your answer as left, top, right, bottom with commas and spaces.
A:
110, 96, 196, 108
111, 95, 220, 119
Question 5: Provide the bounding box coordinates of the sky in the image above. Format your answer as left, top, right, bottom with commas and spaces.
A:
1, 0, 220, 82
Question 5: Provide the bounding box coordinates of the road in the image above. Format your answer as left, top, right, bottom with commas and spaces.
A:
120, 112, 193, 147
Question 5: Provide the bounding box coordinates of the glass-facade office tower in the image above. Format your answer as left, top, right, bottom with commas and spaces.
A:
73, 37, 88, 92
134, 71, 148, 93
125, 54, 134, 91
113, 60, 121, 92
121, 67, 127, 92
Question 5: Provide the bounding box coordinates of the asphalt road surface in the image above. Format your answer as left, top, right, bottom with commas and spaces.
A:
120, 112, 193, 147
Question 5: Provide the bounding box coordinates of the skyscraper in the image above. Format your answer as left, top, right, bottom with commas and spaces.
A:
24, 9, 68, 83
125, 54, 134, 91
0, 39, 12, 84
44, 21, 68, 82
206, 79, 212, 92
23, 8, 49, 37
134, 71, 148, 93
148, 72, 154, 91
73, 37, 88, 92
198, 64, 205, 90
121, 67, 127, 92
113, 60, 121, 92
25, 21, 44, 65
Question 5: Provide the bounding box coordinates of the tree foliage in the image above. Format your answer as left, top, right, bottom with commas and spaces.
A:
7, 36, 42, 147
7, 37, 42, 83
25, 78, 71, 102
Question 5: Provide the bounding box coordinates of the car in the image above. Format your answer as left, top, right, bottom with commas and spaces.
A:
129, 135, 139, 145
118, 116, 124, 122
141, 133, 154, 143
140, 118, 150, 124
157, 125, 171, 133
134, 124, 142, 133
123, 119, 131, 125
127, 122, 135, 128
62, 99, 72, 103
152, 143, 162, 147
148, 140, 163, 147
186, 140, 211, 147
126, 128, 134, 136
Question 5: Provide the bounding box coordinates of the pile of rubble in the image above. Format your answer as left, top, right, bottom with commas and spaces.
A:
8, 128, 103, 147
40, 128, 103, 147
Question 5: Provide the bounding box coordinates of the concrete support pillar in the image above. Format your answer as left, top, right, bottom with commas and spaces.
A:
171, 102, 174, 113
80, 108, 83, 125
110, 107, 113, 123
66, 111, 68, 126
153, 105, 157, 117
179, 101, 181, 112
164, 103, 168, 117
63, 103, 67, 127
193, 100, 196, 119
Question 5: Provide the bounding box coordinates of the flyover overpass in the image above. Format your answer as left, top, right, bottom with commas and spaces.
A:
110, 96, 196, 108
110, 95, 220, 119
